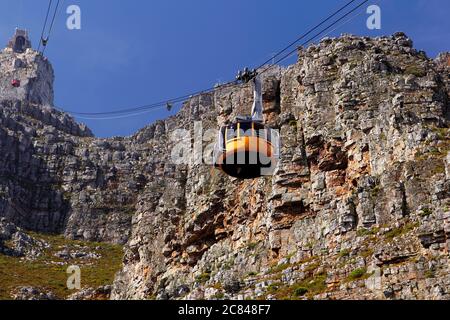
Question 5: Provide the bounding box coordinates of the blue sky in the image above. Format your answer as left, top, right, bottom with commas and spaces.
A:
0, 0, 449, 137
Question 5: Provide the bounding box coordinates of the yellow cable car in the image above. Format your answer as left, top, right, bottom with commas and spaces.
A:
213, 72, 279, 179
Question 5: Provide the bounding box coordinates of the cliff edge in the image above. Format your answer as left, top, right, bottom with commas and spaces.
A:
0, 32, 449, 300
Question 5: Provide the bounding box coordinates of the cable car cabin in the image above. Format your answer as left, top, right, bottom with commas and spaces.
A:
11, 79, 21, 87
214, 120, 278, 179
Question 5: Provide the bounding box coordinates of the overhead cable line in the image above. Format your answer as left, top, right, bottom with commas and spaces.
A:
73, 0, 374, 120
60, 0, 369, 118
37, 0, 53, 52
42, 0, 62, 55
73, 0, 375, 122
258, 0, 369, 77
254, 0, 358, 71
67, 105, 170, 121
265, 2, 371, 67
56, 81, 239, 117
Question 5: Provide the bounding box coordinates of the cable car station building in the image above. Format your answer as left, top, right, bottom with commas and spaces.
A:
7, 29, 32, 53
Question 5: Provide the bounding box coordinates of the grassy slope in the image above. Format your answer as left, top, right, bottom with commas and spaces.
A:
0, 232, 123, 300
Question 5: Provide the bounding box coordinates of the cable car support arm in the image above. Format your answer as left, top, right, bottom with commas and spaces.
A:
251, 76, 263, 122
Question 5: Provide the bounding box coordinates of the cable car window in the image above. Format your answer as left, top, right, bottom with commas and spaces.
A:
253, 123, 264, 139
226, 124, 238, 140
239, 122, 253, 137
254, 128, 265, 139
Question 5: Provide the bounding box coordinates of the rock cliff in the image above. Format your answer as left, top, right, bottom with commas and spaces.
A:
0, 32, 449, 300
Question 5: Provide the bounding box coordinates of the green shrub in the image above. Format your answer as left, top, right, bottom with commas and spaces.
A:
214, 292, 225, 299
268, 263, 290, 274
424, 270, 435, 279
347, 268, 367, 281
195, 271, 211, 284
267, 282, 282, 293
338, 249, 351, 258
357, 227, 379, 237
247, 242, 258, 250
293, 286, 308, 297
370, 185, 382, 198
303, 261, 320, 273
360, 248, 374, 259
420, 207, 433, 217
265, 272, 328, 299
404, 65, 426, 77
385, 222, 418, 240
306, 272, 327, 293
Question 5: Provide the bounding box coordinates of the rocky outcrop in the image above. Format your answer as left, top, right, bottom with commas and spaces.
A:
0, 45, 54, 106
67, 285, 112, 300
111, 33, 449, 300
0, 96, 134, 243
11, 287, 57, 301
0, 218, 49, 259
0, 32, 449, 300
0, 46, 137, 244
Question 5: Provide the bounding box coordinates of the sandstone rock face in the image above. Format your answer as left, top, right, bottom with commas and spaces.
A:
0, 218, 49, 259
111, 34, 450, 300
0, 33, 449, 300
0, 47, 54, 106
0, 48, 135, 244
